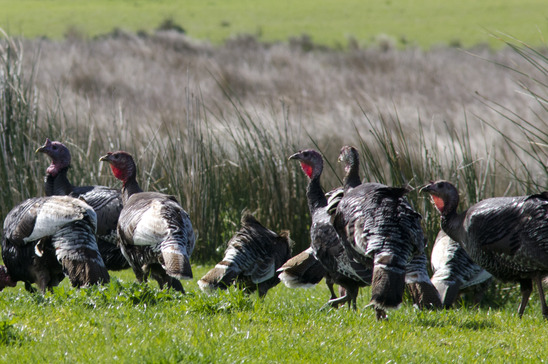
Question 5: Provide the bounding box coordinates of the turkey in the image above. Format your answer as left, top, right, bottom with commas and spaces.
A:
100, 151, 195, 293
2, 196, 110, 292
277, 247, 332, 292
329, 153, 426, 318
430, 229, 492, 308
198, 211, 292, 297
36, 139, 129, 271
0, 266, 16, 291
289, 149, 373, 310
422, 180, 548, 319
334, 145, 441, 310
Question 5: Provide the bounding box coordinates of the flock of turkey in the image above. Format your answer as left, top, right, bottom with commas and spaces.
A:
0, 139, 547, 320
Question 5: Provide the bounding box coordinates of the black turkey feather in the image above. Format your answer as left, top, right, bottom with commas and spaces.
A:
330, 170, 426, 318
36, 139, 128, 271
199, 211, 292, 297
277, 247, 327, 289
430, 229, 492, 307
422, 180, 548, 318
2, 196, 110, 292
336, 146, 441, 310
289, 149, 373, 310
100, 151, 195, 293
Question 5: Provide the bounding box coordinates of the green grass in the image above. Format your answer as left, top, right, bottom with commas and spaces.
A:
0, 268, 547, 362
1, 0, 548, 48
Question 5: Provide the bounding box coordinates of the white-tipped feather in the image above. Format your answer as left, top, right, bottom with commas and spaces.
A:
25, 196, 96, 242
278, 271, 318, 289
132, 200, 169, 246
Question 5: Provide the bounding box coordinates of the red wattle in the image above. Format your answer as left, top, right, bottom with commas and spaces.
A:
110, 165, 125, 181
432, 195, 445, 212
300, 162, 313, 179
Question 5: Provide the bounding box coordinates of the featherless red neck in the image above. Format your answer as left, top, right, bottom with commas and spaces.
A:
110, 164, 128, 183
431, 195, 446, 213
100, 151, 136, 185
300, 162, 314, 179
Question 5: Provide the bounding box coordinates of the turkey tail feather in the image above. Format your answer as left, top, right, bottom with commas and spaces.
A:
369, 253, 406, 309
52, 220, 110, 287
161, 238, 192, 280
198, 263, 239, 292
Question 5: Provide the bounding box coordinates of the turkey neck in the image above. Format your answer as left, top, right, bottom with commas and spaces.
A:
306, 174, 328, 212
121, 177, 143, 203
45, 167, 73, 196
343, 162, 361, 190
440, 208, 467, 245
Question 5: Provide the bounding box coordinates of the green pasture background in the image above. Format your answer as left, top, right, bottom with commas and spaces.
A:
1, 0, 548, 48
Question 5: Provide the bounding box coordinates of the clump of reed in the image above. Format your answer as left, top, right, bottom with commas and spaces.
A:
1, 31, 547, 266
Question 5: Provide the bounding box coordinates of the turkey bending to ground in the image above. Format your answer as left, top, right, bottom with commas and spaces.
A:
0, 266, 16, 291
289, 149, 372, 310
100, 151, 195, 293
198, 211, 292, 297
335, 145, 441, 310
36, 139, 129, 271
430, 229, 492, 307
422, 180, 548, 319
2, 196, 110, 292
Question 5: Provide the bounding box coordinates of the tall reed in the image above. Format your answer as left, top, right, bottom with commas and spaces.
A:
0, 32, 43, 218
1, 31, 547, 267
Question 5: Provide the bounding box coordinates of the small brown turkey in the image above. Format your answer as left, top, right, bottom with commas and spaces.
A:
422, 180, 548, 318
2, 196, 110, 292
198, 211, 292, 297
289, 149, 373, 310
36, 139, 128, 271
100, 151, 195, 292
430, 229, 492, 308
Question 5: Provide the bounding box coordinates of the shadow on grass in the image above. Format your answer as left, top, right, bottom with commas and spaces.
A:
413, 311, 497, 330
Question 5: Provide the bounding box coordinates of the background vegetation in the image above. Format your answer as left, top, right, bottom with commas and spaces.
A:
2, 28, 547, 259
1, 0, 548, 48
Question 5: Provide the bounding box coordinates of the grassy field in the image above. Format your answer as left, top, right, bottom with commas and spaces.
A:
1, 0, 548, 48
1, 268, 547, 363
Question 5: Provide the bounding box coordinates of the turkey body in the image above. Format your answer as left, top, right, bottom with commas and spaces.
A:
334, 146, 441, 310
289, 149, 372, 309
422, 180, 548, 318
117, 192, 195, 291
332, 181, 426, 318
2, 196, 110, 292
430, 229, 492, 307
100, 151, 195, 293
36, 139, 129, 271
199, 211, 292, 297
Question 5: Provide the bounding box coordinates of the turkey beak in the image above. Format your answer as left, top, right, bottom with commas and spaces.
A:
419, 184, 434, 194
288, 152, 300, 161
99, 154, 111, 163
35, 140, 49, 154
